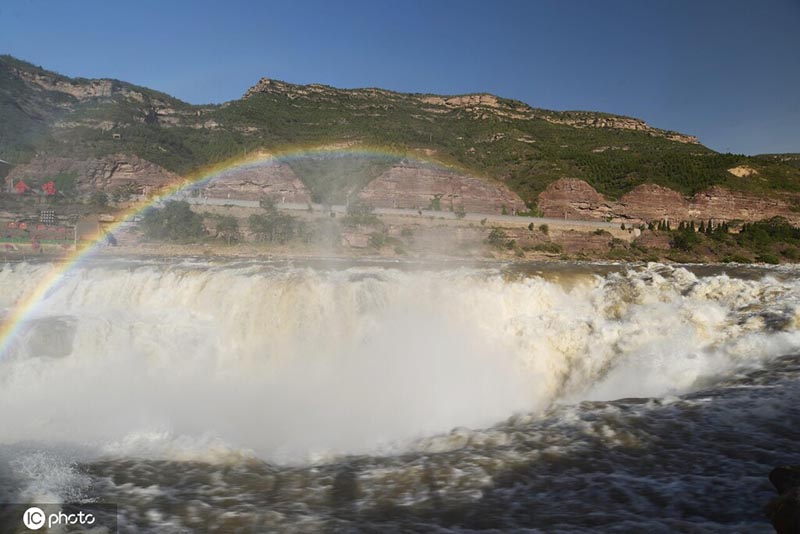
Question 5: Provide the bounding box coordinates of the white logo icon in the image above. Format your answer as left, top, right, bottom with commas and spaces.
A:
22, 506, 46, 530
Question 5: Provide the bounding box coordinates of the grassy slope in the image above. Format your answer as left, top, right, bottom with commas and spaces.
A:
2, 55, 799, 205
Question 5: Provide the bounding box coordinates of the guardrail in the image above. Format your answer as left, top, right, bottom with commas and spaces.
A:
180, 196, 623, 231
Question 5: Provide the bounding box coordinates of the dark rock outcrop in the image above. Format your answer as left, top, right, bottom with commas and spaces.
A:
765, 465, 800, 533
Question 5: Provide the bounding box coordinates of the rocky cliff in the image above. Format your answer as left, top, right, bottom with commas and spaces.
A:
538, 178, 800, 225
200, 161, 312, 204
4, 152, 524, 215
4, 154, 179, 194
535, 112, 700, 144
3, 55, 799, 212
536, 178, 614, 220
358, 162, 526, 214
10, 65, 126, 102
244, 78, 698, 144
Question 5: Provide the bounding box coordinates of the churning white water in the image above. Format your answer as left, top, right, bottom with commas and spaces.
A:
0, 260, 799, 531
1, 261, 798, 463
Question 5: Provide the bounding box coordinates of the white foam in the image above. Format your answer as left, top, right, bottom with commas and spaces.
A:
0, 262, 797, 465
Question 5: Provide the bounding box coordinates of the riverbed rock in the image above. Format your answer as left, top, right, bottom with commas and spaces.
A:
765, 465, 800, 533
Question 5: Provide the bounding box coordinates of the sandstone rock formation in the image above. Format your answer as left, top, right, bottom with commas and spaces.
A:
727, 165, 758, 178
243, 77, 698, 144
536, 178, 614, 220
200, 162, 312, 204
535, 113, 699, 144
5, 154, 179, 194
689, 186, 791, 222
618, 184, 691, 222
11, 66, 121, 101
358, 162, 526, 214
418, 94, 531, 120
537, 178, 800, 225
5, 61, 210, 131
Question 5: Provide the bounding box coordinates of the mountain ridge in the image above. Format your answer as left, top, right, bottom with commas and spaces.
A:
242, 76, 700, 145
2, 54, 798, 206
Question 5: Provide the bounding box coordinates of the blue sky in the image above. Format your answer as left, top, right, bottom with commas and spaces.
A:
1, 0, 798, 154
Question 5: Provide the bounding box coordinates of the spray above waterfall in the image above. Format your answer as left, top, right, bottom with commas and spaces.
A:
0, 145, 462, 361
1, 262, 798, 462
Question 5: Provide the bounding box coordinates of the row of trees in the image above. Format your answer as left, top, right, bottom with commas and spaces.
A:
248, 210, 301, 243
666, 216, 800, 258
141, 200, 303, 244
646, 219, 730, 234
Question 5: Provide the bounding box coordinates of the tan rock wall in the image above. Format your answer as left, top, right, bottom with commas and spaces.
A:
688, 186, 792, 223
537, 178, 800, 225
537, 178, 613, 220
359, 163, 526, 215
200, 162, 312, 204
619, 184, 691, 222
5, 154, 179, 194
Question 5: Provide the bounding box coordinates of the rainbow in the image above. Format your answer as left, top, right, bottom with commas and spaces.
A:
0, 144, 459, 359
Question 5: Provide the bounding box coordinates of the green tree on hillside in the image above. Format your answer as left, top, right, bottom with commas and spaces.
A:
141, 200, 206, 242
216, 215, 240, 245
671, 225, 700, 251
89, 191, 109, 207
248, 211, 300, 243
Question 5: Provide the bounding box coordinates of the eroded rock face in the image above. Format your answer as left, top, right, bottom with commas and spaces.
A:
8, 64, 156, 105
358, 162, 526, 214
201, 162, 312, 204
537, 178, 614, 220
535, 114, 699, 144
727, 165, 758, 178
537, 178, 800, 224
242, 78, 700, 142
619, 184, 691, 222
5, 154, 179, 194
689, 186, 792, 222
13, 68, 119, 101
418, 94, 532, 120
